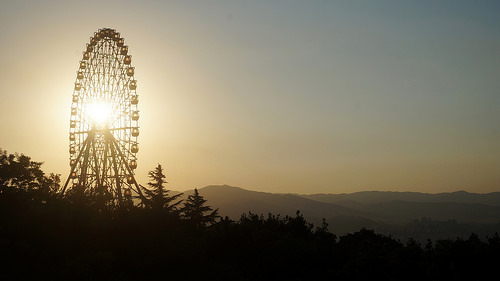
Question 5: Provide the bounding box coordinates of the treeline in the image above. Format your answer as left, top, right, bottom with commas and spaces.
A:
1, 150, 500, 280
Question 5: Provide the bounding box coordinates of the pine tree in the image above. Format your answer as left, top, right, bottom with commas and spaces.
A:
181, 188, 219, 227
142, 164, 182, 212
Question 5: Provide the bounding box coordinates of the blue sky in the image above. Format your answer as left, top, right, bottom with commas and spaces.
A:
0, 0, 499, 193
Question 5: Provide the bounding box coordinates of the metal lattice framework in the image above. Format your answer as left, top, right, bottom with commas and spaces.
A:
62, 28, 144, 205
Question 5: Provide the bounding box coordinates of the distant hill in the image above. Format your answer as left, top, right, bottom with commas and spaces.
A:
300, 190, 500, 224
189, 185, 359, 218
301, 190, 500, 206
179, 185, 500, 236
179, 185, 383, 234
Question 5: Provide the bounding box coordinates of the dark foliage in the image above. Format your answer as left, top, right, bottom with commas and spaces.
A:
1, 150, 500, 280
0, 149, 60, 196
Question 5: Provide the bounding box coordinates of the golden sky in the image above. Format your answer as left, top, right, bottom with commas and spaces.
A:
1, 0, 499, 194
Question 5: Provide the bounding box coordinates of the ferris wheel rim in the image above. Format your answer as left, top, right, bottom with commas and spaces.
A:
63, 28, 143, 204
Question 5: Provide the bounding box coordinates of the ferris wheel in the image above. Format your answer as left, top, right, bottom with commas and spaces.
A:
62, 28, 144, 205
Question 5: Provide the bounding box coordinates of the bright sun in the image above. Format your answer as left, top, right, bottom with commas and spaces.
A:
87, 102, 113, 126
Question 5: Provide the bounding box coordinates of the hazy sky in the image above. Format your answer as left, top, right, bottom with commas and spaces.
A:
1, 0, 499, 194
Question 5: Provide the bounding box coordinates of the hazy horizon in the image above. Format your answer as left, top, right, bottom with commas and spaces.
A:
1, 0, 499, 194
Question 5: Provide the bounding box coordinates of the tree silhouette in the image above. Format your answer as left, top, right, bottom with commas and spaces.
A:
1, 149, 44, 190
142, 164, 182, 212
0, 149, 60, 199
4, 148, 500, 280
63, 182, 90, 206
181, 188, 219, 227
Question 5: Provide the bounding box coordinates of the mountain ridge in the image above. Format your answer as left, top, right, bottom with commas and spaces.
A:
299, 190, 500, 206
188, 184, 369, 220
177, 185, 500, 236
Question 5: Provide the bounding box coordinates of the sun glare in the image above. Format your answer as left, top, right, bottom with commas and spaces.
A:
87, 102, 113, 126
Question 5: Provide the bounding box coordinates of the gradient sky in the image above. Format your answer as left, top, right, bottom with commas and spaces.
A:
1, 0, 499, 194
